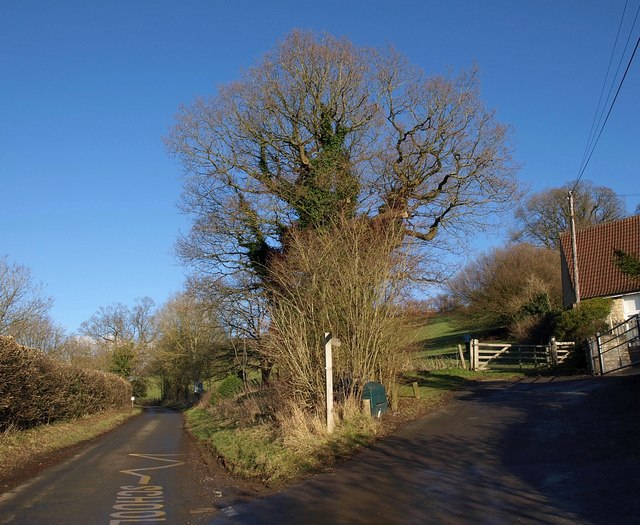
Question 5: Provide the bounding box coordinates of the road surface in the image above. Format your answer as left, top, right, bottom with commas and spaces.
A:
0, 406, 219, 525
211, 373, 640, 525
2, 373, 639, 524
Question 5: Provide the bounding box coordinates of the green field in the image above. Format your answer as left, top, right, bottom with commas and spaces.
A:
413, 315, 470, 357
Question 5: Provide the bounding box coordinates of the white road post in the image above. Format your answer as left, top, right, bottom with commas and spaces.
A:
324, 332, 334, 434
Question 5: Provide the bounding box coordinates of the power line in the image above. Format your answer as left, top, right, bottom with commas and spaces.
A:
579, 0, 630, 173
573, 2, 640, 192
574, 35, 640, 191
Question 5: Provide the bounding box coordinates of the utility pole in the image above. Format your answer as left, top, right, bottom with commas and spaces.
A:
567, 191, 581, 305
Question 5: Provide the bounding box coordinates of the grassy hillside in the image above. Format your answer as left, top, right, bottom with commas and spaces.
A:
413, 314, 470, 357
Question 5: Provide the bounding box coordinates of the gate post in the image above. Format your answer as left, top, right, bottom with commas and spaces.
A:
470, 339, 479, 370
596, 332, 605, 375
549, 337, 558, 366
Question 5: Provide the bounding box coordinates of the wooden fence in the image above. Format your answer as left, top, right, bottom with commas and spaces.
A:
469, 338, 575, 371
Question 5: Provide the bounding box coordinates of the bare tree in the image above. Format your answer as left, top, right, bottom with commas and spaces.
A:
80, 302, 133, 347
511, 180, 626, 250
52, 334, 107, 370
17, 316, 66, 354
0, 256, 53, 338
79, 297, 156, 377
166, 31, 520, 410
187, 274, 269, 382
166, 30, 519, 283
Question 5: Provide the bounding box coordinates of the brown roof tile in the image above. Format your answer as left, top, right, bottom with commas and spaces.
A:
560, 215, 640, 300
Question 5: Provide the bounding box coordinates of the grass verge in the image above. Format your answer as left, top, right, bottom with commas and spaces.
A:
185, 397, 379, 486
0, 407, 141, 486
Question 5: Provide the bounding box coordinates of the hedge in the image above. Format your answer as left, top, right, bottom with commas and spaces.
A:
0, 336, 132, 431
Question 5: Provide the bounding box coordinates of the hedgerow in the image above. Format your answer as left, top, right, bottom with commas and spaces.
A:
0, 336, 131, 430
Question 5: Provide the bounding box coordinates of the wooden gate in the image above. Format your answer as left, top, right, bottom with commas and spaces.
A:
469, 339, 575, 371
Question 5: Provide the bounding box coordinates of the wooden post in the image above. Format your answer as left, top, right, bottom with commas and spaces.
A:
549, 337, 558, 366
457, 344, 467, 370
470, 339, 479, 370
391, 384, 399, 411
412, 381, 421, 399
324, 332, 334, 433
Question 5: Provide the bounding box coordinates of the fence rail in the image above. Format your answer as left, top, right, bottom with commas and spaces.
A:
587, 314, 640, 375
470, 339, 574, 371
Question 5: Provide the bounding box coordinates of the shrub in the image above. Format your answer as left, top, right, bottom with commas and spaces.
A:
263, 218, 413, 412
554, 298, 612, 342
130, 377, 148, 398
448, 244, 562, 339
218, 375, 244, 399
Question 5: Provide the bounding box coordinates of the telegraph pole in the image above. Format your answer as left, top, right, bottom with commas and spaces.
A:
567, 191, 581, 305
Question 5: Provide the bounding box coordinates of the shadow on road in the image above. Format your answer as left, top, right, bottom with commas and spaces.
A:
210, 373, 640, 524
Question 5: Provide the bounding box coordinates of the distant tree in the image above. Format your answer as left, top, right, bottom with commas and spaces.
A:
151, 292, 226, 400
448, 243, 562, 340
79, 297, 156, 378
187, 274, 268, 383
511, 180, 626, 250
17, 316, 66, 354
53, 334, 106, 370
80, 302, 133, 347
0, 256, 56, 346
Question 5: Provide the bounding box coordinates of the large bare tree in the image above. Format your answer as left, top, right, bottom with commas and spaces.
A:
511, 180, 626, 250
166, 30, 519, 282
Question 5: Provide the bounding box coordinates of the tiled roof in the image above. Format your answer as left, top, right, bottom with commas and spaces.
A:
560, 215, 640, 300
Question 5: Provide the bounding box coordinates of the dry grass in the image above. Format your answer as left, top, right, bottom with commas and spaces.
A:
186, 393, 380, 484
0, 408, 140, 482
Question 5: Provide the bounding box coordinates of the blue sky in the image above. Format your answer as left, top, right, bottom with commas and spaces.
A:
1, 0, 639, 333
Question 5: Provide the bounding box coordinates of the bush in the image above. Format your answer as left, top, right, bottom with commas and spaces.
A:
448, 244, 562, 339
263, 218, 413, 412
0, 336, 132, 431
218, 375, 244, 399
554, 298, 612, 342
130, 377, 148, 398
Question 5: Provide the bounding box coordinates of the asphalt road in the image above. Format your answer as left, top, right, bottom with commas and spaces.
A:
211, 373, 640, 525
2, 373, 639, 524
0, 406, 209, 525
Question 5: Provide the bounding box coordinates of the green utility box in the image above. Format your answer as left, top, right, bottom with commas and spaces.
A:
362, 381, 388, 417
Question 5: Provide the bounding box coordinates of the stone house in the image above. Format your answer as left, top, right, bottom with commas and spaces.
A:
559, 215, 640, 325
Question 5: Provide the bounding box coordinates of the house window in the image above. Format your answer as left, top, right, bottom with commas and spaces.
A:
622, 294, 640, 318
